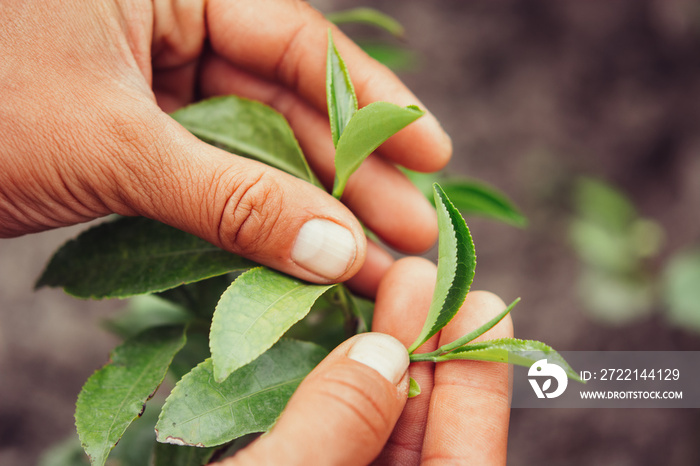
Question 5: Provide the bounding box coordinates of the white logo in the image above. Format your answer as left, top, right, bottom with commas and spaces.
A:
528, 359, 568, 399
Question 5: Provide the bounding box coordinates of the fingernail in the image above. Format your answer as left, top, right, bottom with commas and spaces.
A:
291, 219, 356, 279
348, 333, 409, 385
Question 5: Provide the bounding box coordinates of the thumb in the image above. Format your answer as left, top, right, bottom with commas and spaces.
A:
101, 105, 366, 283
218, 333, 410, 466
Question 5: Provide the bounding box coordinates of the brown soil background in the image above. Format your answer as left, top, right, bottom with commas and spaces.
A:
2, 1, 700, 464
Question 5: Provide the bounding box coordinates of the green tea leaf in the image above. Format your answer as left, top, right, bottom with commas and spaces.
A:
348, 292, 375, 334
108, 398, 163, 466
332, 102, 424, 198
408, 184, 476, 353
75, 326, 187, 466
401, 170, 526, 227
156, 339, 327, 447
40, 401, 162, 466
441, 338, 582, 382
171, 96, 320, 186
440, 179, 527, 227
103, 295, 192, 339
327, 7, 405, 37
326, 285, 374, 334
36, 217, 255, 299
408, 377, 421, 398
152, 443, 217, 466
400, 168, 439, 197
326, 30, 357, 147
210, 267, 333, 382
157, 274, 235, 319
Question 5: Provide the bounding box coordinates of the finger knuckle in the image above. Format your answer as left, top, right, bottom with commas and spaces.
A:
315, 366, 395, 440
218, 170, 283, 255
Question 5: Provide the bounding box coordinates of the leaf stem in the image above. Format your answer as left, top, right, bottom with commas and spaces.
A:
330, 285, 358, 338
408, 353, 440, 363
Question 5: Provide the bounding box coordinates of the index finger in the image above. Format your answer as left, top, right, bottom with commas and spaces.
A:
372, 258, 442, 464
205, 0, 452, 172
421, 291, 513, 465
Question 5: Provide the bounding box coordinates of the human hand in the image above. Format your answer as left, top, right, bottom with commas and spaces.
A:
212, 257, 512, 465
0, 0, 450, 294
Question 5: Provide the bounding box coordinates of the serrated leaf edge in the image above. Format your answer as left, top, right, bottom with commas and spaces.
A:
408, 184, 475, 353
76, 326, 186, 466
35, 217, 256, 299
326, 29, 358, 148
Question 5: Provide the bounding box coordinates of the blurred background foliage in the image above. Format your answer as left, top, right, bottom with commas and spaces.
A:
3, 1, 700, 465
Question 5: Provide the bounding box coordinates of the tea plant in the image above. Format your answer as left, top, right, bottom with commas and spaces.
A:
37, 31, 579, 466
569, 177, 663, 324
569, 176, 700, 333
